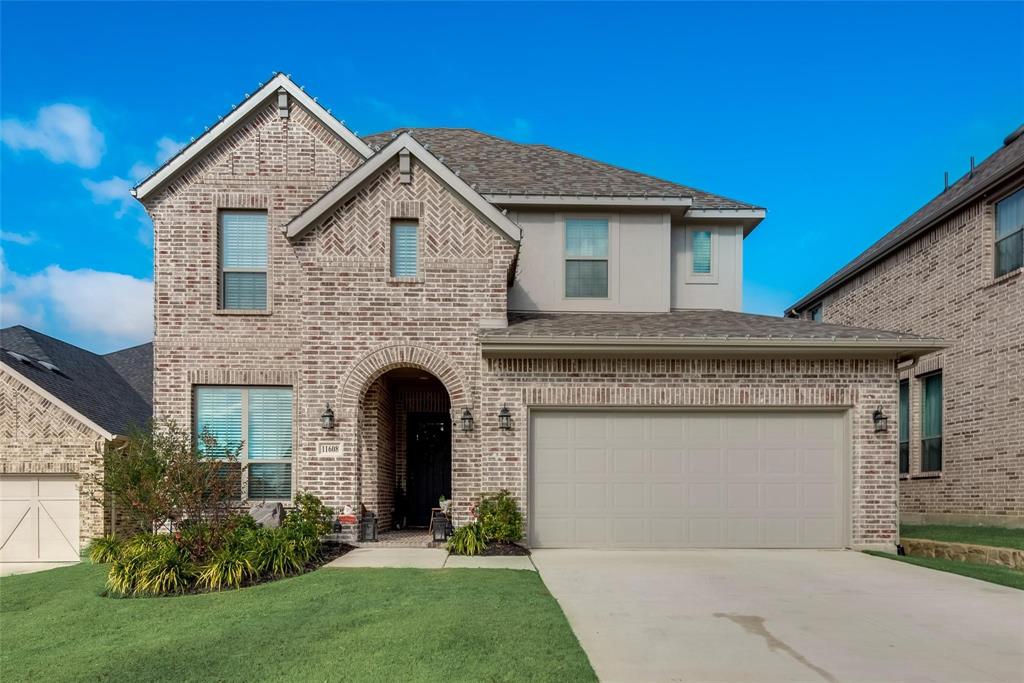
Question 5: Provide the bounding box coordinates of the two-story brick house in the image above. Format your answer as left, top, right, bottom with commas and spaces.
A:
788, 126, 1023, 528
134, 74, 942, 551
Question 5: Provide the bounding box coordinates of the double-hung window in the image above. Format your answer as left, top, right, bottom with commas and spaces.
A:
691, 230, 713, 274
898, 379, 910, 474
564, 218, 609, 298
195, 386, 293, 500
391, 221, 419, 278
995, 188, 1024, 277
220, 211, 268, 310
920, 373, 942, 472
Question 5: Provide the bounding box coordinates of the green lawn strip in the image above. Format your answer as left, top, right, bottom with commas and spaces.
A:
1, 563, 596, 683
900, 524, 1024, 550
864, 551, 1024, 590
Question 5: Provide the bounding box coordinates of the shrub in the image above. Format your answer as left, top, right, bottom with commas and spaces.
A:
107, 535, 171, 596
88, 536, 122, 564
282, 491, 334, 537
135, 540, 198, 596
198, 547, 254, 591
477, 490, 523, 543
447, 522, 488, 556
247, 528, 308, 578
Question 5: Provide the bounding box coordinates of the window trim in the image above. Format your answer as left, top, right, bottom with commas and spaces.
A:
193, 385, 295, 502
390, 220, 421, 280
994, 187, 1024, 278
685, 226, 719, 283
563, 216, 611, 299
898, 379, 910, 475
217, 209, 270, 313
919, 372, 943, 473
809, 304, 823, 322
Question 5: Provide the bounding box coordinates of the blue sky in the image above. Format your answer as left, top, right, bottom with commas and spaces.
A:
1, 2, 1022, 352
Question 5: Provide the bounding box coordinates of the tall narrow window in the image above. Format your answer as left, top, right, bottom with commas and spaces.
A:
220, 211, 268, 310
898, 379, 910, 474
391, 222, 419, 278
921, 373, 942, 472
691, 230, 712, 274
809, 304, 823, 322
195, 386, 293, 500
565, 218, 609, 298
995, 188, 1024, 277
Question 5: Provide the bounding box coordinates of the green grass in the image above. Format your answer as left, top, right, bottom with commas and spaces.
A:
864, 551, 1024, 590
0, 563, 596, 682
901, 524, 1024, 550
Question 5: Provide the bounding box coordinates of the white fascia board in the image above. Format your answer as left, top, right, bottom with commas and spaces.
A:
1, 363, 115, 440
483, 194, 693, 208
132, 74, 373, 201
284, 133, 522, 242
686, 208, 766, 219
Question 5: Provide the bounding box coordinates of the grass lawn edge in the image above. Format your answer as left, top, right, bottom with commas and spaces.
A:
863, 550, 1024, 590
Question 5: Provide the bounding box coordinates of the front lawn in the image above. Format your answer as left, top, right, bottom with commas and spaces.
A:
901, 523, 1024, 550
0, 563, 595, 682
864, 551, 1024, 590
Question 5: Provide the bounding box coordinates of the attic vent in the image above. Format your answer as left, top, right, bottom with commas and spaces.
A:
276, 88, 289, 119
399, 149, 412, 184
5, 350, 30, 364
39, 361, 61, 373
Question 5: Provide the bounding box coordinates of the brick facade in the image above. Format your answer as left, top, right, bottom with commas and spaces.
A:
799, 179, 1023, 525
147, 97, 905, 549
0, 370, 108, 546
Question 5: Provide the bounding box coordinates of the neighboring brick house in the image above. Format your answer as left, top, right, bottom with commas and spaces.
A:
0, 327, 152, 561
787, 126, 1024, 528
133, 73, 942, 551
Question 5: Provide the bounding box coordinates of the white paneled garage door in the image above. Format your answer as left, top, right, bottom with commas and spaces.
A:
0, 476, 81, 562
530, 411, 847, 548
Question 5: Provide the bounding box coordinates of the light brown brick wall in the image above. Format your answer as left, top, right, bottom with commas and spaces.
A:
801, 180, 1023, 524
0, 370, 108, 546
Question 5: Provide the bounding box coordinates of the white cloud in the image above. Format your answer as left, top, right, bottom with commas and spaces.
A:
82, 176, 135, 218
0, 230, 39, 246
0, 104, 105, 168
0, 248, 152, 348
155, 137, 184, 164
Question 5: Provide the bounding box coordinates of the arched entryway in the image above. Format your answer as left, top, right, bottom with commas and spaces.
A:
358, 367, 453, 531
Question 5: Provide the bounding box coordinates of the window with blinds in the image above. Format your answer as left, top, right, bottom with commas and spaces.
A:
195, 386, 293, 500
391, 222, 419, 278
921, 373, 942, 472
995, 188, 1024, 277
898, 379, 909, 474
691, 230, 712, 274
565, 218, 609, 298
220, 211, 268, 309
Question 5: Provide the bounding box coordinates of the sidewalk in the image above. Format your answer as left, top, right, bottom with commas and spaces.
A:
324, 547, 535, 570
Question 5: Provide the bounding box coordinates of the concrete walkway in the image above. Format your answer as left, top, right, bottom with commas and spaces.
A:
532, 549, 1024, 683
324, 547, 534, 570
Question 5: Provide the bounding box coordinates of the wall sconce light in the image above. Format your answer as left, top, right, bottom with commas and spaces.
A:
498, 405, 512, 431
460, 408, 475, 432
872, 407, 888, 433
321, 403, 335, 430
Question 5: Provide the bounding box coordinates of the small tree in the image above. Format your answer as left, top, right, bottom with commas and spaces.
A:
96, 421, 242, 534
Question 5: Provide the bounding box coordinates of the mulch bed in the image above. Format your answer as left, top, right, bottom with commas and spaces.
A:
315, 540, 354, 566
479, 542, 531, 556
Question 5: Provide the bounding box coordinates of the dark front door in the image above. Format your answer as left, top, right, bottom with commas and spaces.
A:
406, 412, 452, 527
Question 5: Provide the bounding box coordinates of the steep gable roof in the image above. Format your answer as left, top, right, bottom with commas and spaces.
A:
132, 73, 373, 201
0, 326, 152, 437
364, 128, 760, 211
284, 132, 522, 242
787, 124, 1024, 315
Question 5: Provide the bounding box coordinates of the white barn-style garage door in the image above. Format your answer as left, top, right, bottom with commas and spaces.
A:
0, 475, 81, 562
530, 410, 847, 549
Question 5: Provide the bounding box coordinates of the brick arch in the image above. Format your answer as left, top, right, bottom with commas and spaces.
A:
339, 344, 470, 413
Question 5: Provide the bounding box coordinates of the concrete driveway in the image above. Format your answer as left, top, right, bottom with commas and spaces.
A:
532, 550, 1024, 683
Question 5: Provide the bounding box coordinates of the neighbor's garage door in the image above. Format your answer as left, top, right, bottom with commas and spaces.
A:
530, 411, 846, 548
0, 476, 80, 562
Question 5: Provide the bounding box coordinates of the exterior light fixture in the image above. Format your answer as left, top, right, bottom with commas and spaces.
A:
460, 408, 475, 432
872, 407, 888, 433
498, 405, 512, 431
321, 404, 335, 430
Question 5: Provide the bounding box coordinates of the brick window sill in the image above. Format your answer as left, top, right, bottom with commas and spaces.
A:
387, 277, 424, 285
910, 472, 942, 480
984, 267, 1021, 289
213, 309, 273, 316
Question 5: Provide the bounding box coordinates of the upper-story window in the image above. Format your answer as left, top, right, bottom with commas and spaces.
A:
920, 372, 943, 472
809, 304, 823, 322
565, 218, 609, 298
995, 188, 1023, 277
391, 221, 419, 278
691, 230, 712, 274
220, 211, 268, 310
898, 379, 910, 474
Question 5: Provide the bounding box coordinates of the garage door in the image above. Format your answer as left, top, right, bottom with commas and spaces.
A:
530, 411, 846, 548
0, 476, 80, 562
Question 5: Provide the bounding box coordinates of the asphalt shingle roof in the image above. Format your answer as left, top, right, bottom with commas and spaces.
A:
789, 125, 1024, 313
1, 326, 152, 435
364, 128, 759, 210
482, 310, 935, 342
